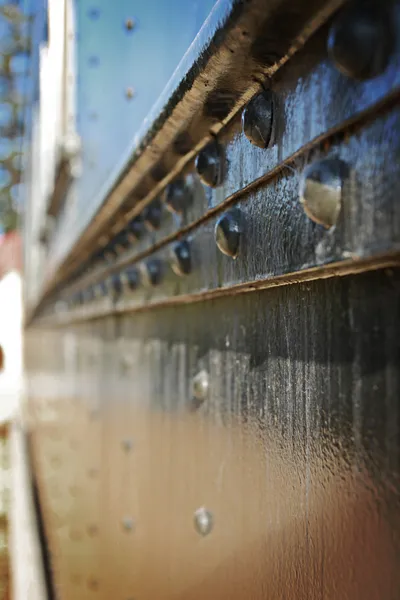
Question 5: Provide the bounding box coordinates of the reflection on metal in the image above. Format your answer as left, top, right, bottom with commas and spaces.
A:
194, 507, 214, 537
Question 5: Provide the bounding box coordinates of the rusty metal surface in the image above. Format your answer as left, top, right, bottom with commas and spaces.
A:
25, 268, 400, 600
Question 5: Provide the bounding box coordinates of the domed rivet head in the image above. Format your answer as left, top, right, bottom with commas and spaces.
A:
123, 266, 141, 290
96, 281, 108, 297
121, 438, 133, 452
215, 209, 242, 258
127, 216, 145, 241
195, 140, 224, 187
165, 179, 191, 214
327, 2, 393, 80
111, 273, 123, 299
143, 199, 163, 231
144, 259, 164, 286
194, 507, 213, 536
191, 370, 209, 410
242, 91, 275, 149
103, 244, 118, 263
299, 158, 348, 228
171, 240, 191, 276
114, 231, 131, 254
122, 517, 135, 532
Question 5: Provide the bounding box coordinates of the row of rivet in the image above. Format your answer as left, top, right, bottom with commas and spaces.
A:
64, 1, 393, 308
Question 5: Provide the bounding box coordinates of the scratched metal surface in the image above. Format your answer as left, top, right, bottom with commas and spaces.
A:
25, 268, 400, 599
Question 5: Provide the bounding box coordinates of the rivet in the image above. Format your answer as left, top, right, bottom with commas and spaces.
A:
126, 87, 135, 99
114, 231, 131, 254
242, 90, 275, 149
122, 517, 135, 532
195, 140, 224, 187
299, 158, 348, 228
111, 273, 123, 299
191, 370, 209, 410
143, 199, 163, 231
143, 259, 164, 286
121, 438, 133, 452
103, 244, 118, 263
171, 240, 191, 276
123, 266, 141, 290
327, 2, 393, 80
95, 281, 108, 298
215, 208, 242, 258
125, 18, 135, 31
194, 507, 213, 536
127, 216, 145, 241
87, 524, 98, 537
165, 179, 191, 214
87, 577, 99, 591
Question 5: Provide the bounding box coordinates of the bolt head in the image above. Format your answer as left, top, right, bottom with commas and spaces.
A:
114, 231, 131, 254
165, 179, 191, 214
191, 370, 209, 402
144, 259, 164, 286
127, 216, 145, 241
215, 209, 242, 258
111, 273, 123, 298
195, 140, 224, 187
327, 2, 393, 80
143, 200, 163, 231
123, 266, 141, 290
242, 91, 275, 149
96, 281, 108, 297
121, 438, 133, 452
299, 158, 348, 228
194, 507, 213, 536
171, 240, 191, 276
122, 517, 135, 532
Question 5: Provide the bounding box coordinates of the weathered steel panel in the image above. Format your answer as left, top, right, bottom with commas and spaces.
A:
25, 269, 400, 599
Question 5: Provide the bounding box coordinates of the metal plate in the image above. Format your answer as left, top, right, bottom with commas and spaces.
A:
26, 268, 400, 599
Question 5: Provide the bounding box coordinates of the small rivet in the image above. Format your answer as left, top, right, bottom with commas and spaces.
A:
171, 240, 191, 276
123, 266, 141, 290
143, 199, 163, 231
121, 439, 133, 452
126, 87, 135, 99
103, 244, 118, 263
215, 209, 242, 258
114, 231, 131, 254
87, 524, 98, 537
143, 259, 164, 286
87, 577, 99, 591
327, 2, 393, 80
96, 281, 108, 297
122, 517, 135, 532
299, 158, 348, 228
165, 179, 191, 214
111, 273, 123, 299
127, 216, 145, 241
242, 90, 275, 149
191, 370, 209, 410
195, 140, 224, 187
125, 18, 135, 30
194, 507, 213, 536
